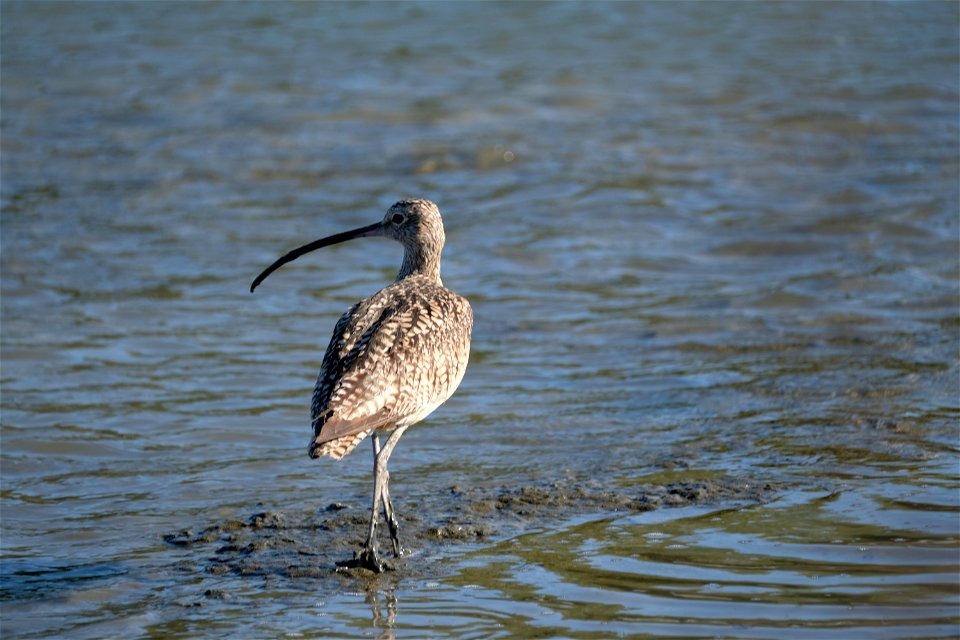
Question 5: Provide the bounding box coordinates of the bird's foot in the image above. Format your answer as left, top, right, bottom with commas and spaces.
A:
336, 546, 385, 573
386, 522, 404, 558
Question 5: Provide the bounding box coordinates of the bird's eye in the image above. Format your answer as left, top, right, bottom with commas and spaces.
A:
392, 213, 405, 224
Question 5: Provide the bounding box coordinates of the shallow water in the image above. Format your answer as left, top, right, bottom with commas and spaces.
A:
2, 2, 958, 638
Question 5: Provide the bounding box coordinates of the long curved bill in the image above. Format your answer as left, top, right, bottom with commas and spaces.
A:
250, 221, 383, 292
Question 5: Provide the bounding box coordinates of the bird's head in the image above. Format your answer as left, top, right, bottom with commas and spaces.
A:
382, 199, 445, 258
250, 198, 447, 292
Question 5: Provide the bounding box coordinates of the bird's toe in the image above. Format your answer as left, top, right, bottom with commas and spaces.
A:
336, 546, 385, 573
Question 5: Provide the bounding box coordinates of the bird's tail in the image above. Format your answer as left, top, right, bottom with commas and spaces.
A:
308, 429, 372, 461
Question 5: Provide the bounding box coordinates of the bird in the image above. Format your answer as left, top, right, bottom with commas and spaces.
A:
250, 199, 473, 572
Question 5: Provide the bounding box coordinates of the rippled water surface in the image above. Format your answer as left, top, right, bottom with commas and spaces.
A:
2, 2, 958, 638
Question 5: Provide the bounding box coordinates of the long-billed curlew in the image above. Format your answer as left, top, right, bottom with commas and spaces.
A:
250, 199, 473, 572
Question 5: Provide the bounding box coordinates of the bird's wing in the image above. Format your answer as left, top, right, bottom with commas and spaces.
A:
310, 281, 473, 446
310, 299, 403, 444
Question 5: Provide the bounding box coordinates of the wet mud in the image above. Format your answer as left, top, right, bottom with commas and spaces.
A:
164, 475, 778, 590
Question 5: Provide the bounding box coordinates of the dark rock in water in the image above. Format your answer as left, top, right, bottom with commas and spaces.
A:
286, 565, 327, 579
163, 530, 194, 547
667, 482, 711, 502
429, 524, 492, 540
248, 512, 285, 529
205, 564, 230, 576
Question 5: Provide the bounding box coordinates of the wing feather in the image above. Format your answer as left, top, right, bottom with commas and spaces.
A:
309, 276, 473, 454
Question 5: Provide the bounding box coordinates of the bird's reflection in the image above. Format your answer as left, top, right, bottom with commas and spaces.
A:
366, 588, 397, 639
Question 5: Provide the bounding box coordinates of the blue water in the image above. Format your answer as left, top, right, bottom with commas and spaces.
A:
2, 2, 958, 638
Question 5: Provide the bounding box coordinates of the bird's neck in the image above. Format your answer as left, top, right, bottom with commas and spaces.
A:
397, 247, 442, 284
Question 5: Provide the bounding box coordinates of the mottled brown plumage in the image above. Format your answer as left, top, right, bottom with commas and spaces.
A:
251, 199, 472, 572
309, 272, 472, 460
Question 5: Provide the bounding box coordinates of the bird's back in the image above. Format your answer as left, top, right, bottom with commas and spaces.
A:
309, 275, 473, 460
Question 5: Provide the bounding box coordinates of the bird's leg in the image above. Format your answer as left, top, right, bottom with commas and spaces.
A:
379, 465, 407, 558
373, 432, 402, 556
344, 428, 409, 573
352, 434, 385, 573
377, 426, 408, 558
381, 472, 403, 557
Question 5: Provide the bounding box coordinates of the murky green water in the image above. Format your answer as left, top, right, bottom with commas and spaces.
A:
2, 2, 958, 638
